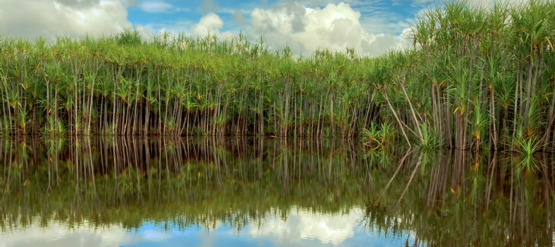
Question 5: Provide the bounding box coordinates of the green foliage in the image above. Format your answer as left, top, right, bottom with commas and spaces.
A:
416, 124, 438, 151
41, 116, 65, 137
362, 122, 396, 149
1, 0, 555, 153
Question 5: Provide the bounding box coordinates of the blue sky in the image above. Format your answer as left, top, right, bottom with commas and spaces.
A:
0, 0, 503, 56
126, 0, 424, 36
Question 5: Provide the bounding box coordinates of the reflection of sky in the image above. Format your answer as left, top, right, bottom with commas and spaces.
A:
0, 208, 412, 247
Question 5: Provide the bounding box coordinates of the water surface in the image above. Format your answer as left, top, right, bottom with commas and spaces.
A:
0, 138, 553, 246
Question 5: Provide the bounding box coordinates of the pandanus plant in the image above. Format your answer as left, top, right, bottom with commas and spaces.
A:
1, 1, 555, 153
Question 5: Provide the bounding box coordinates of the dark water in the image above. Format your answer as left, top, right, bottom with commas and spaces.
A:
0, 137, 553, 246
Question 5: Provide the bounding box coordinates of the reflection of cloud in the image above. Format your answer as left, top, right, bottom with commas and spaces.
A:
0, 209, 419, 247
142, 229, 171, 241
0, 220, 128, 247
0, 220, 176, 247
120, 228, 171, 245
249, 207, 365, 245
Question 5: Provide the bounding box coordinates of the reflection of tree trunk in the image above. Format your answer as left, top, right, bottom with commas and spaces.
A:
519, 176, 525, 238
426, 152, 444, 210
145, 137, 151, 200
158, 138, 162, 202
328, 141, 334, 182
258, 138, 263, 182
113, 138, 120, 204
461, 150, 466, 247
485, 152, 498, 212
132, 138, 143, 204
509, 153, 514, 233
87, 139, 98, 202
56, 139, 60, 187
396, 152, 423, 207
544, 159, 553, 245
165, 142, 173, 203
380, 149, 413, 200
451, 150, 464, 191
47, 150, 52, 192
74, 140, 81, 210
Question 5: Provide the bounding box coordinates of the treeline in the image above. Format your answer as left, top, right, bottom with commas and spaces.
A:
2, 0, 555, 151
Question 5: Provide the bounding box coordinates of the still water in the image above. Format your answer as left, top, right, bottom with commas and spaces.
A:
0, 138, 553, 246
1, 207, 411, 247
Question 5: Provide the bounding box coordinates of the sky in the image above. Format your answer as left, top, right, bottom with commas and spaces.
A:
0, 0, 521, 57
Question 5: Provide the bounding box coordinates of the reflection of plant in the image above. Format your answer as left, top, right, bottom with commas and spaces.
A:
415, 124, 438, 151
44, 138, 65, 155
363, 148, 393, 169
508, 131, 541, 175
0, 137, 551, 247
362, 123, 396, 150
41, 116, 66, 137
513, 136, 541, 156
0, 117, 11, 136
101, 124, 115, 136
516, 155, 539, 175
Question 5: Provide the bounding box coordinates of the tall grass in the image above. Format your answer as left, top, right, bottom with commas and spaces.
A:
2, 0, 555, 151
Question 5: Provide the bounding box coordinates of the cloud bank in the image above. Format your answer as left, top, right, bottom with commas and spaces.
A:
248, 2, 412, 56
0, 0, 152, 41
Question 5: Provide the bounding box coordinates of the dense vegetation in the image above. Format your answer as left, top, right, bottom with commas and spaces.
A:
2, 0, 555, 151
1, 138, 553, 246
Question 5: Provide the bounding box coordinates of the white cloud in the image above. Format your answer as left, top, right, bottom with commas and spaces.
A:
291, 0, 380, 8
144, 12, 234, 41
248, 1, 412, 57
119, 0, 138, 7
146, 20, 193, 33
0, 0, 152, 41
192, 13, 224, 36
143, 12, 236, 41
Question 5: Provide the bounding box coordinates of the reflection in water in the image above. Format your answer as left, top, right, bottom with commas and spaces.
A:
0, 208, 403, 247
0, 221, 130, 247
0, 137, 554, 246
249, 207, 366, 245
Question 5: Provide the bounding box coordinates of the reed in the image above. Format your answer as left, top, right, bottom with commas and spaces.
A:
2, 0, 555, 150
